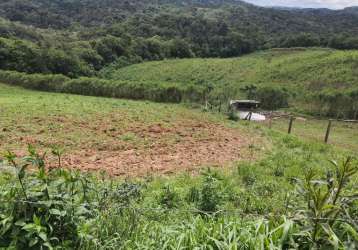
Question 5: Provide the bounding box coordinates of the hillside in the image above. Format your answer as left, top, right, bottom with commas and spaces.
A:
106, 48, 358, 93
1, 80, 357, 249
104, 48, 358, 118
1, 48, 357, 118
1, 0, 358, 77
1, 2, 358, 249
1, 0, 358, 34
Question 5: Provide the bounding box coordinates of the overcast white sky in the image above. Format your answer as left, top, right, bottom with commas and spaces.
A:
244, 0, 358, 9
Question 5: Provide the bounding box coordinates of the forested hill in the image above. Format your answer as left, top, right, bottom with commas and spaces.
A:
1, 0, 358, 77
2, 0, 358, 35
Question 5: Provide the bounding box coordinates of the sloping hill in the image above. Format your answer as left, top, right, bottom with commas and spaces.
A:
106, 48, 358, 94
1, 0, 358, 35
1, 1, 358, 77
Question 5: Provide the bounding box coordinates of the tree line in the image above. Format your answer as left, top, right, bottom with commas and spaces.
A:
1, 29, 358, 78
1, 0, 358, 77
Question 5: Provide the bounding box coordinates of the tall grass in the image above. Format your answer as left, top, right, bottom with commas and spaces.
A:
0, 70, 206, 103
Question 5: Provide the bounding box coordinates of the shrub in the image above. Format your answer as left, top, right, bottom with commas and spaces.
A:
0, 146, 88, 249
158, 185, 180, 209
255, 86, 289, 110
0, 70, 69, 91
312, 88, 358, 119
292, 157, 358, 249
240, 84, 290, 110
0, 70, 206, 104
228, 108, 239, 121
0, 146, 147, 249
197, 174, 223, 214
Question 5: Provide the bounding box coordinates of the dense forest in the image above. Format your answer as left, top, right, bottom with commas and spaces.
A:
1, 0, 358, 77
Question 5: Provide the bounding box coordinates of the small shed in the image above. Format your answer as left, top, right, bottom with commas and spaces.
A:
230, 100, 260, 111
229, 100, 265, 121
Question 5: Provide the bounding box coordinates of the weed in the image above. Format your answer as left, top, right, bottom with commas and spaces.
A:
238, 164, 257, 186
293, 157, 358, 249
197, 174, 223, 214
0, 146, 83, 249
158, 185, 180, 209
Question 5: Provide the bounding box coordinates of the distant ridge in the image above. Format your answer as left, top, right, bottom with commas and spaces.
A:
0, 0, 358, 78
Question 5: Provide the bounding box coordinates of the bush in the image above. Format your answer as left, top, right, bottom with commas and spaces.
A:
292, 157, 358, 248
240, 84, 289, 110
0, 146, 88, 249
0, 146, 147, 249
255, 86, 289, 110
312, 88, 358, 119
158, 185, 180, 209
0, 70, 206, 104
0, 70, 69, 91
197, 174, 223, 214
228, 107, 239, 121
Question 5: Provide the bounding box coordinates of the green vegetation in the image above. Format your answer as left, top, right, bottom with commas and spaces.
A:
0, 70, 205, 103
1, 1, 358, 248
0, 83, 357, 249
1, 1, 358, 77
269, 118, 358, 153
107, 49, 358, 90
107, 48, 358, 118
2, 48, 358, 118
0, 83, 222, 153
1, 122, 357, 249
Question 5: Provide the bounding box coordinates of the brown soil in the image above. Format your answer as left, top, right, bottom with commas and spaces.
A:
5, 113, 255, 177
60, 121, 250, 177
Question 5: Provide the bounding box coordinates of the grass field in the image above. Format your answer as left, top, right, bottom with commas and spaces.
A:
269, 117, 358, 153
0, 83, 267, 176
1, 83, 357, 175
0, 83, 357, 249
106, 48, 358, 95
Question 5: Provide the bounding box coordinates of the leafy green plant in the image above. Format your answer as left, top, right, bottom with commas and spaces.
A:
293, 157, 358, 249
0, 146, 92, 249
238, 165, 257, 186
197, 174, 223, 214
158, 185, 180, 209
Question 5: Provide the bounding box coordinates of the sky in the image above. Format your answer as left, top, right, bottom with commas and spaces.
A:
244, 0, 358, 9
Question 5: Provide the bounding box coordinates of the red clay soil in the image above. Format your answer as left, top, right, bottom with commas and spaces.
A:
60, 121, 251, 177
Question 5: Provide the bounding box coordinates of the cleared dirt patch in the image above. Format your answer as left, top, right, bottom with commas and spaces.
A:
3, 115, 255, 177
62, 121, 249, 176
1, 85, 262, 177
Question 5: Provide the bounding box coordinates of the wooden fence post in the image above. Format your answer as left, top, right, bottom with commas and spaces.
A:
288, 116, 294, 134
325, 119, 332, 143
268, 111, 273, 129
